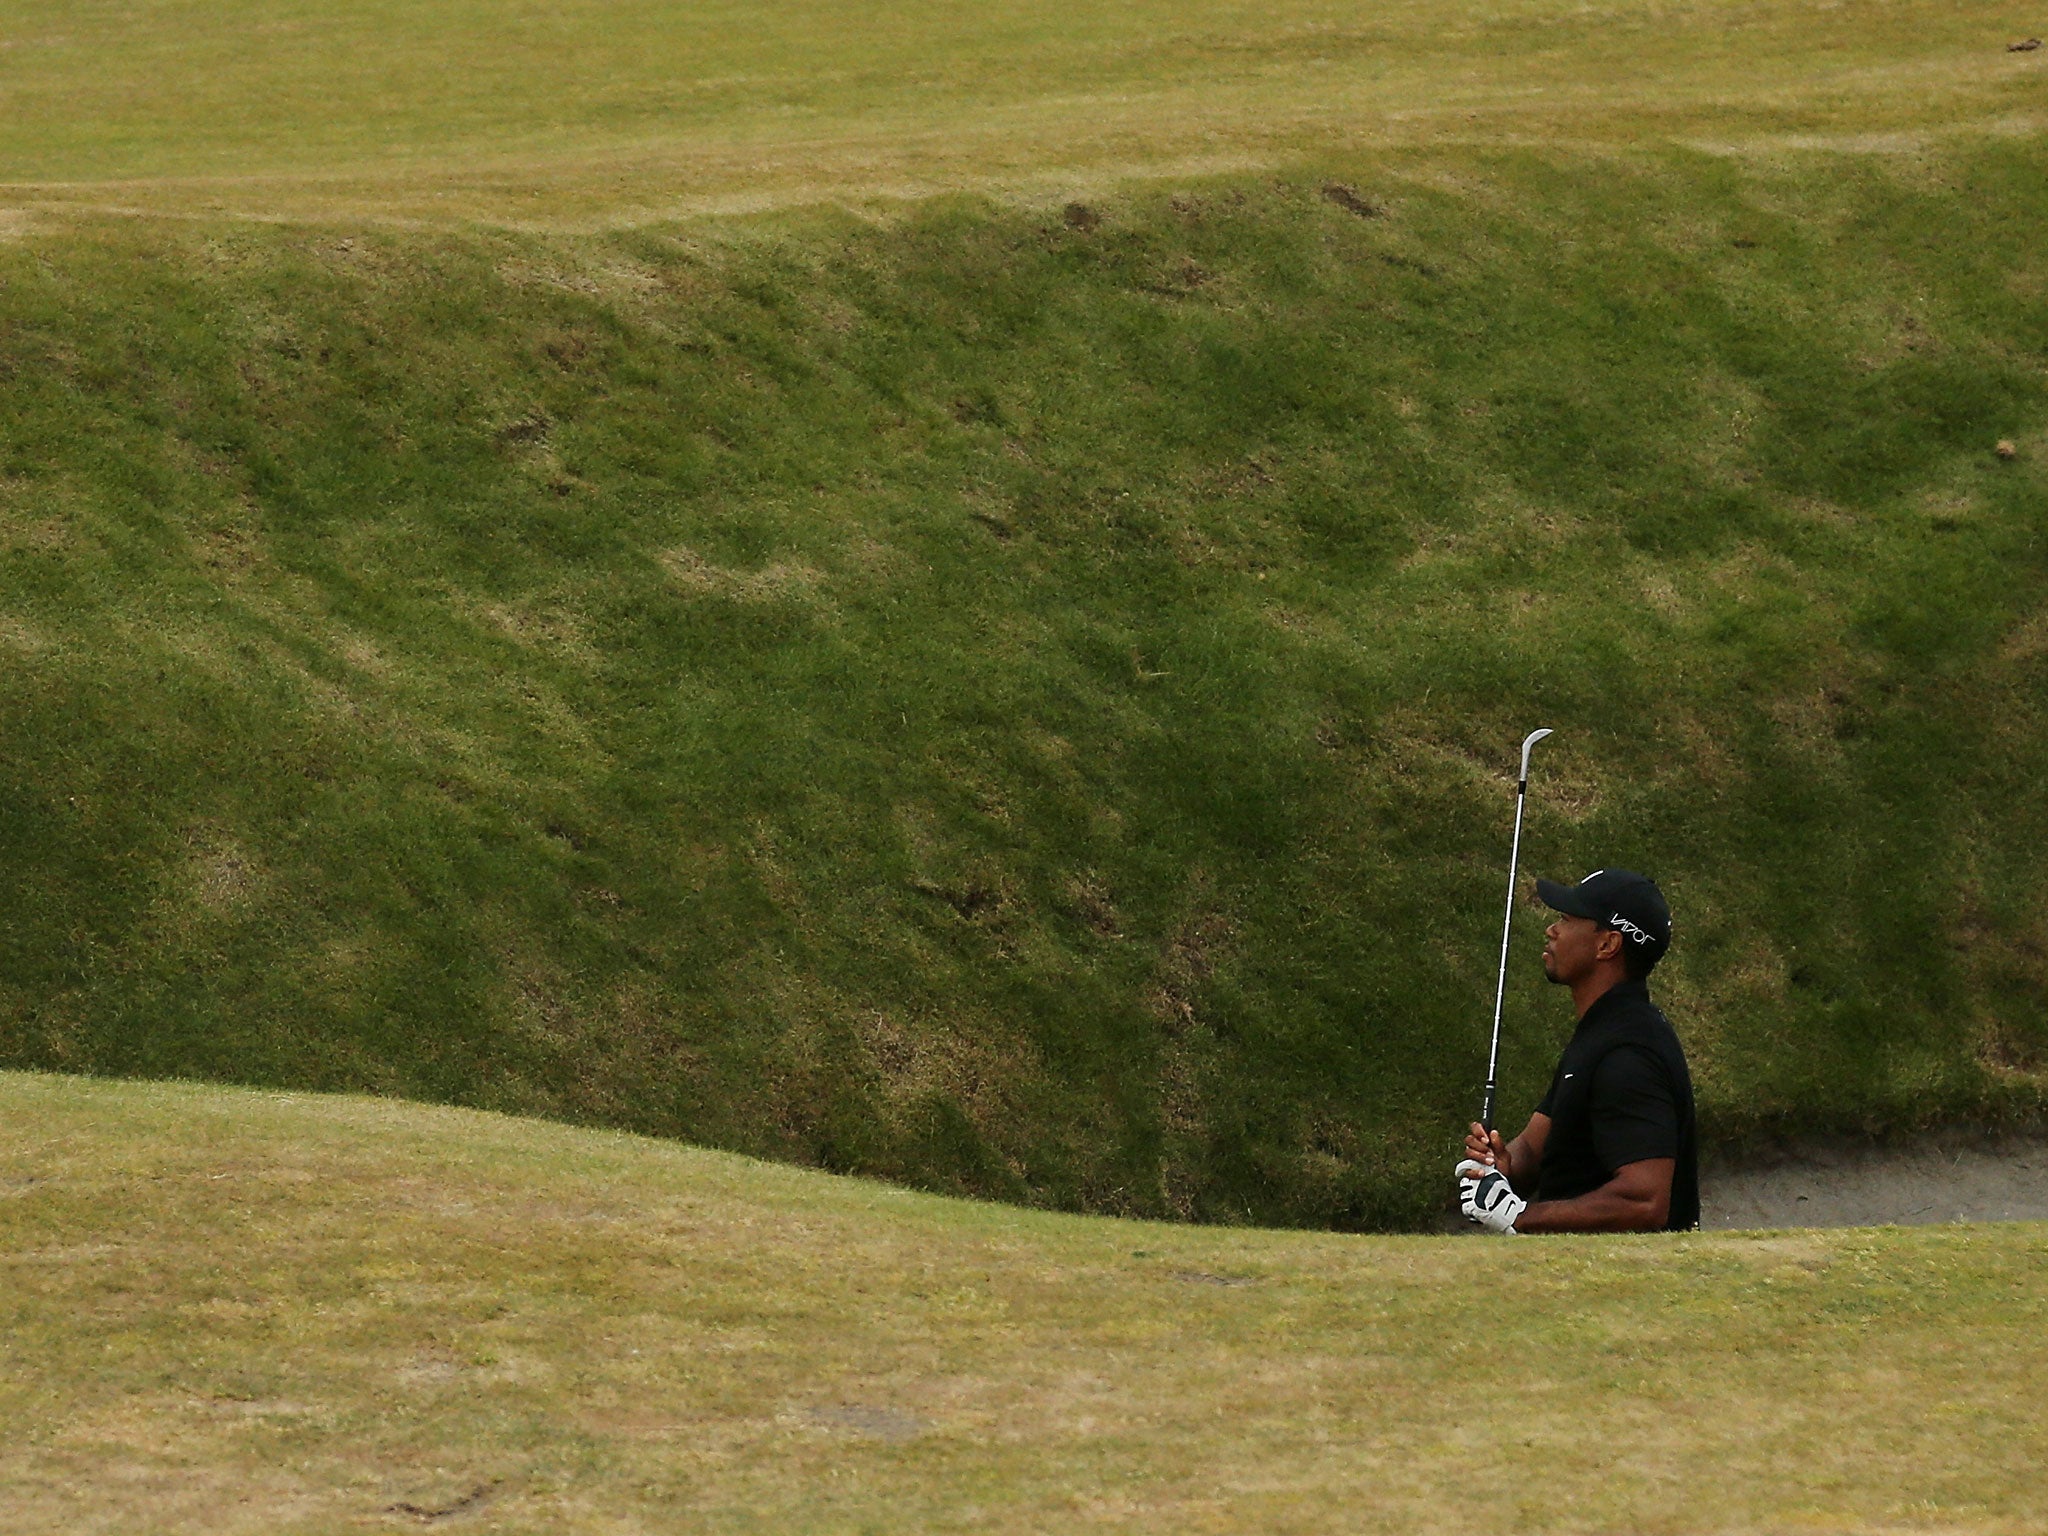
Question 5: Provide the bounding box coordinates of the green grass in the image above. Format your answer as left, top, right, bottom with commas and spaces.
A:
0, 2, 2046, 1227
0, 0, 2041, 224
2, 1072, 2044, 1534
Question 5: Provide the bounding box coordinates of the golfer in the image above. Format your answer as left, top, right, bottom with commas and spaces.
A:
1457, 868, 1699, 1233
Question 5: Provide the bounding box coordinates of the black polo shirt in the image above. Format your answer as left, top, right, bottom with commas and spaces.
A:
1533, 977, 1699, 1231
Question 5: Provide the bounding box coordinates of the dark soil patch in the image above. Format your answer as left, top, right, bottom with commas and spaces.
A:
1321, 182, 1382, 218
388, 1483, 495, 1523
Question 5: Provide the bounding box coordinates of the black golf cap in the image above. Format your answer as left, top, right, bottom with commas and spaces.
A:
1535, 868, 1671, 969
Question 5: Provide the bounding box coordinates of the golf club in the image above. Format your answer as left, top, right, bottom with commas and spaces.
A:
1481, 727, 1553, 1133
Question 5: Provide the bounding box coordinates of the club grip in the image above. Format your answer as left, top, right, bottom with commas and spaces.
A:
1480, 1080, 1497, 1134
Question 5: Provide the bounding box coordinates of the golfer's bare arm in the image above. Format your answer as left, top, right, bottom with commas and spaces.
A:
1465, 1114, 1549, 1195
1514, 1158, 1674, 1233
1463, 1119, 1672, 1230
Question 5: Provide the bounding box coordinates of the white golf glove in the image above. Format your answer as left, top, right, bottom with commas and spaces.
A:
1457, 1159, 1525, 1234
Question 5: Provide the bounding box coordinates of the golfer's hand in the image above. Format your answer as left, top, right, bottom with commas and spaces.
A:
1459, 1166, 1526, 1234
1464, 1123, 1510, 1175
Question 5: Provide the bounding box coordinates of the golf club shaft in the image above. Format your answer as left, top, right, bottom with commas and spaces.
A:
1482, 728, 1552, 1133
1481, 787, 1528, 1133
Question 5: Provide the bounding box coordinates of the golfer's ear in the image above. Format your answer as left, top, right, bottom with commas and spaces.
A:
1595, 928, 1624, 964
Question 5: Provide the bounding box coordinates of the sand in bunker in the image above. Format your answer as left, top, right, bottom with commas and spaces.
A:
1702, 1133, 2048, 1229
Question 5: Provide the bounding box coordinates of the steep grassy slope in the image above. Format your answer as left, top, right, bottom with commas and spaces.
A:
5, 1073, 2047, 1534
3, 138, 2046, 1227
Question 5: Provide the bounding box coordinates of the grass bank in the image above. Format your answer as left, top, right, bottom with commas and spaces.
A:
2, 136, 2046, 1226
2, 1073, 2043, 1534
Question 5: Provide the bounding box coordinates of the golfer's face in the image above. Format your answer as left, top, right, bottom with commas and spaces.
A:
1541, 914, 1604, 983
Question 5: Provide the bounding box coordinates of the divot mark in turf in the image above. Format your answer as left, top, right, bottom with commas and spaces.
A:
494, 409, 552, 447
1321, 182, 1382, 218
386, 1482, 496, 1523
1174, 1269, 1255, 1287
802, 1404, 929, 1441
911, 878, 1000, 920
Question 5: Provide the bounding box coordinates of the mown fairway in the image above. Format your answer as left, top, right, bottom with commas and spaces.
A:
2, 1073, 2044, 1535
0, 0, 2041, 223
0, 2, 2045, 1227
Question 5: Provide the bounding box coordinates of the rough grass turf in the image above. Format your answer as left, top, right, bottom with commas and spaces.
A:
2, 1072, 2045, 1534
